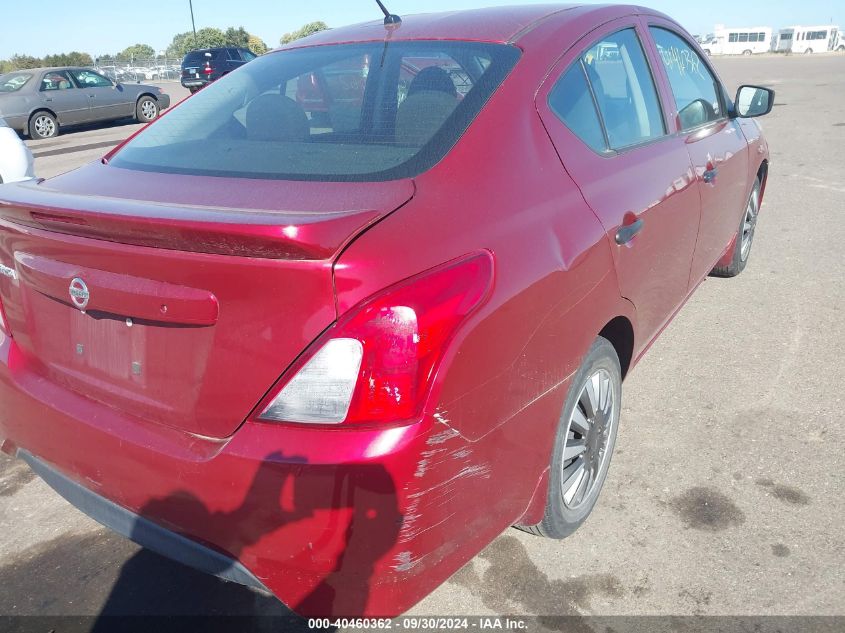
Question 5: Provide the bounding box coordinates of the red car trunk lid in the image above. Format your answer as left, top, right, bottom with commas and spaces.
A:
0, 163, 414, 438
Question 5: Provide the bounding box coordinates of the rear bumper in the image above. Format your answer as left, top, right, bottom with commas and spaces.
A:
18, 448, 267, 592
0, 330, 548, 617
181, 78, 209, 89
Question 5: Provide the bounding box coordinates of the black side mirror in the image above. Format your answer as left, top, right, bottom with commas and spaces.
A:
733, 85, 774, 118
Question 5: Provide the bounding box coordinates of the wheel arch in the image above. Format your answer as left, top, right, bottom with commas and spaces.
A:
756, 159, 769, 201
28, 107, 59, 125
136, 92, 159, 103
598, 315, 635, 380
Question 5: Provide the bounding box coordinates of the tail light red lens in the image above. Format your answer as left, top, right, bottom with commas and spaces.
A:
203, 66, 214, 75
256, 252, 494, 427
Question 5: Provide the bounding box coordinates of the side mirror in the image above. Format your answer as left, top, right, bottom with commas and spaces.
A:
733, 85, 774, 118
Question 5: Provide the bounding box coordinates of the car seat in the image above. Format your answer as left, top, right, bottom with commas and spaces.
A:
396, 67, 459, 146
245, 94, 309, 142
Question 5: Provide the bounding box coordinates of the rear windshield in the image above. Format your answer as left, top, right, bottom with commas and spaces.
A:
112, 41, 520, 181
0, 72, 33, 93
183, 50, 224, 66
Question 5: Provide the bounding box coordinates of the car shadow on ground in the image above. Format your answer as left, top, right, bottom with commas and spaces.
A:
0, 451, 400, 629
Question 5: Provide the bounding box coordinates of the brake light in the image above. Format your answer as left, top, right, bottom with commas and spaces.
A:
257, 252, 494, 427
203, 65, 214, 75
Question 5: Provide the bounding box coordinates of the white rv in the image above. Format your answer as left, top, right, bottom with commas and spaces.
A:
700, 26, 773, 55
776, 26, 842, 53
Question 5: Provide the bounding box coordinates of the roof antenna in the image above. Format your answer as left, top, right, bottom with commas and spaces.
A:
374, 0, 402, 26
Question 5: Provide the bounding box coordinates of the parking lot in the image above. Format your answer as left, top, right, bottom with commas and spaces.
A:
1, 54, 843, 624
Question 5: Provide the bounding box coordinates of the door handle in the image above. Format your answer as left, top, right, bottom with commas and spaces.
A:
615, 218, 644, 245
44, 98, 52, 102
703, 167, 718, 183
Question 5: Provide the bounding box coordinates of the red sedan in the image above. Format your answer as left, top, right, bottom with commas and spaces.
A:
0, 4, 771, 617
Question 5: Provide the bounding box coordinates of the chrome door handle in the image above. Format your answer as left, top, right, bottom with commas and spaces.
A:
615, 219, 644, 245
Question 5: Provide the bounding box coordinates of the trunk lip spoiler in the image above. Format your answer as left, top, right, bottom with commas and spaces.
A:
0, 183, 391, 261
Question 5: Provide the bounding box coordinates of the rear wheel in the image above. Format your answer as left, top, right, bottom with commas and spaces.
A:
711, 178, 760, 278
743, 49, 752, 56
805, 48, 814, 54
136, 96, 160, 123
518, 337, 622, 539
28, 111, 58, 139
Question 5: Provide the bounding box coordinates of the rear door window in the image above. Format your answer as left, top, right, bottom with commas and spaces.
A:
548, 64, 606, 152
40, 71, 76, 91
579, 28, 665, 149
649, 27, 725, 131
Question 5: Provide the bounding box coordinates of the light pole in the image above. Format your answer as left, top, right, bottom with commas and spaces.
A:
189, 0, 198, 48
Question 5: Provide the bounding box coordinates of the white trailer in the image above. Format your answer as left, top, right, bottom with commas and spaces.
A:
776, 26, 842, 54
700, 26, 773, 55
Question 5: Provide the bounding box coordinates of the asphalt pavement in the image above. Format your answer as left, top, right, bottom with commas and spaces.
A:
0, 56, 843, 624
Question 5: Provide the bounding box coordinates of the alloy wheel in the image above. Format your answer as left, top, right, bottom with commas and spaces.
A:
141, 101, 157, 120
740, 187, 759, 261
560, 368, 617, 510
34, 115, 55, 138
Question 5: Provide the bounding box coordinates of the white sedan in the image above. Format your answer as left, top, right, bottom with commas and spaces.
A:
0, 117, 34, 183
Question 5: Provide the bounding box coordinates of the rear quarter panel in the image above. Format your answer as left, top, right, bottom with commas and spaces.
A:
332, 35, 634, 582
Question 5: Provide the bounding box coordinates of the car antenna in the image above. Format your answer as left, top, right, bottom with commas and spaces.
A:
374, 0, 401, 26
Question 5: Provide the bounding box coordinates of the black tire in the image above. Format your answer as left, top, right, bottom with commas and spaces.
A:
135, 96, 160, 123
188, 86, 200, 94
805, 48, 813, 54
28, 111, 58, 139
518, 336, 622, 539
710, 178, 761, 278
703, 49, 711, 56
743, 49, 752, 56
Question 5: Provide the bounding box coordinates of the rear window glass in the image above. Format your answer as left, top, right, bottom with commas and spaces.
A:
0, 72, 33, 93
549, 63, 606, 152
183, 50, 224, 66
112, 41, 520, 181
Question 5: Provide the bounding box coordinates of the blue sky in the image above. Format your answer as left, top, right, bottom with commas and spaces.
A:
1, 0, 841, 59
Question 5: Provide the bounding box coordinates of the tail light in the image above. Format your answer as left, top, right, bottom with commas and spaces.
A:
203, 64, 214, 75
255, 252, 494, 427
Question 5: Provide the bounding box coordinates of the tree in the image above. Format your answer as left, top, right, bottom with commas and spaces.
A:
166, 28, 227, 58
280, 21, 328, 45
116, 44, 156, 62
8, 54, 42, 69
247, 34, 268, 55
43, 51, 94, 67
224, 26, 250, 48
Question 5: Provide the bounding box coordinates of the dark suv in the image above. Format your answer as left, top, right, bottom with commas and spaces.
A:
181, 47, 257, 93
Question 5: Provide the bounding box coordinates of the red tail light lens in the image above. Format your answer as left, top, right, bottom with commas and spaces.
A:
203, 66, 214, 75
256, 252, 494, 427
